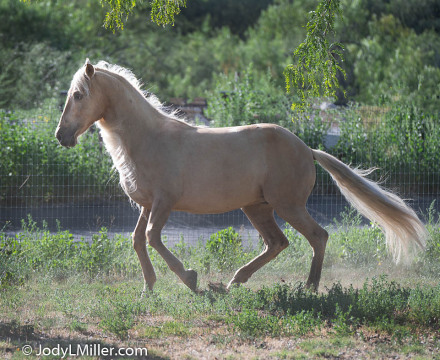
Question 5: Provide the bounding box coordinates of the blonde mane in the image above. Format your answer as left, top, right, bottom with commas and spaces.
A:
95, 61, 186, 123
71, 61, 192, 197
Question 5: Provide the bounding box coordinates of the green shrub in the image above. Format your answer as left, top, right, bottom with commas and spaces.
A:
334, 104, 440, 194
0, 217, 140, 287
205, 63, 294, 128
326, 207, 387, 267
205, 227, 244, 272
227, 307, 284, 338
0, 107, 115, 205
96, 286, 147, 339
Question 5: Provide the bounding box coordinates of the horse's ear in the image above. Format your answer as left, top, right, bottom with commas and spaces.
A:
85, 59, 95, 79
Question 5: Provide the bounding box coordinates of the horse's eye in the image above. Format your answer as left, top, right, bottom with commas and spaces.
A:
73, 91, 83, 100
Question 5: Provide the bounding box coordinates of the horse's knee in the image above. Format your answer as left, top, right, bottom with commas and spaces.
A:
146, 228, 161, 249
132, 232, 146, 252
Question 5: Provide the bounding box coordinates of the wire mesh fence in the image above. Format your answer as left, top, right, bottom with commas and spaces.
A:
1, 101, 439, 245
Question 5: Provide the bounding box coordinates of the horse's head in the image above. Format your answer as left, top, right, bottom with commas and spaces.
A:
55, 59, 105, 147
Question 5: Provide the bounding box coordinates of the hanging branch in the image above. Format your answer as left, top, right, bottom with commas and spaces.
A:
284, 0, 346, 110
100, 0, 186, 30
150, 0, 187, 27
21, 0, 187, 31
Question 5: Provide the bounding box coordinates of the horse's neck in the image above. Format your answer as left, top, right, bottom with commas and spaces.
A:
98, 73, 163, 145
96, 71, 191, 188
95, 74, 164, 191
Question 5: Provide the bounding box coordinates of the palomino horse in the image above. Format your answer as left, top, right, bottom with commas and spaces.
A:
56, 59, 428, 293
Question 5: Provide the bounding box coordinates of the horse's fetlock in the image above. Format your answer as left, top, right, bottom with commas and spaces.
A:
280, 237, 289, 251
146, 275, 157, 291
231, 270, 249, 285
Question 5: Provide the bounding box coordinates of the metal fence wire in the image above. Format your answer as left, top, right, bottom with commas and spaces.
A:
1, 102, 439, 245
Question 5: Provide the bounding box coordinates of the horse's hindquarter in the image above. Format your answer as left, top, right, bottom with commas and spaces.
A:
174, 124, 314, 213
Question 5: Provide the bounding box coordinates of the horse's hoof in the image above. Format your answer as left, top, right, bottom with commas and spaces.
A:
226, 280, 241, 291
304, 283, 319, 293
208, 281, 228, 294
183, 269, 198, 292
140, 287, 153, 298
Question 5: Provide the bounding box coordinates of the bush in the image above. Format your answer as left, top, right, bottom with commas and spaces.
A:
0, 106, 115, 205
205, 227, 244, 272
326, 207, 386, 267
0, 217, 139, 288
205, 63, 294, 128
334, 104, 440, 194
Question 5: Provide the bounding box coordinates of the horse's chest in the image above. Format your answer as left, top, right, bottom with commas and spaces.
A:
120, 173, 155, 207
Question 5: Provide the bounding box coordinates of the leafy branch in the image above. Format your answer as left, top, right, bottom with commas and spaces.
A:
100, 0, 186, 30
21, 0, 187, 31
150, 0, 187, 27
284, 0, 346, 110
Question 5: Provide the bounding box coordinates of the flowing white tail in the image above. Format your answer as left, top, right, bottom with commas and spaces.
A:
312, 149, 428, 263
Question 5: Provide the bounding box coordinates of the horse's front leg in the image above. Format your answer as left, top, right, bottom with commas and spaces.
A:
146, 201, 198, 292
133, 207, 156, 293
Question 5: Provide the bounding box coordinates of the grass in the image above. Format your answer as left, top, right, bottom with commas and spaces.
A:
1, 207, 439, 359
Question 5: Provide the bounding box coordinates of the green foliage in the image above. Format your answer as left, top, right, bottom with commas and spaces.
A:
327, 208, 386, 267
150, 0, 186, 27
284, 0, 346, 110
332, 304, 357, 336
333, 104, 440, 193
0, 106, 115, 205
205, 227, 244, 272
0, 43, 73, 108
97, 286, 143, 339
21, 0, 186, 31
349, 15, 440, 111
1, 214, 440, 345
100, 0, 137, 31
206, 64, 294, 128
227, 308, 272, 337
8, 0, 440, 112
177, 0, 273, 37
0, 216, 140, 288
225, 278, 440, 338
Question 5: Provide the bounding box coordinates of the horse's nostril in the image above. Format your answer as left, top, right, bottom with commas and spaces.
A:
55, 129, 64, 143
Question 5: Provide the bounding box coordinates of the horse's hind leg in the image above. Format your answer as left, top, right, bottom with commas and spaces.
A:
227, 203, 289, 289
133, 207, 156, 292
275, 206, 328, 291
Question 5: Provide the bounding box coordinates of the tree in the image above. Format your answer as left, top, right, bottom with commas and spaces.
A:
21, 0, 345, 108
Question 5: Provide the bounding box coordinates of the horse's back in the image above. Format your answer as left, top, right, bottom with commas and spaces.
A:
172, 123, 315, 213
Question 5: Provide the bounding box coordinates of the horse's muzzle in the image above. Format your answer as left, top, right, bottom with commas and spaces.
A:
55, 128, 77, 148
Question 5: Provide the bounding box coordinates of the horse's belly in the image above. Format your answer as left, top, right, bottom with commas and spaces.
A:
174, 179, 264, 213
